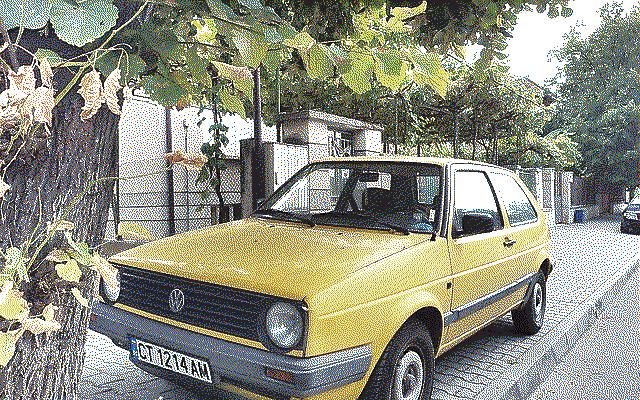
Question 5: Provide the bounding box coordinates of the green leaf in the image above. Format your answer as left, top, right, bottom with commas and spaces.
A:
306, 44, 333, 80
560, 7, 574, 18
0, 0, 50, 30
50, 0, 119, 47
261, 26, 282, 44
0, 281, 29, 321
95, 51, 145, 81
4, 248, 28, 283
64, 231, 93, 266
376, 50, 403, 76
341, 52, 374, 94
328, 44, 350, 74
232, 32, 268, 69
409, 49, 450, 98
34, 49, 69, 68
0, 332, 18, 367
141, 74, 189, 107
283, 31, 316, 53
387, 17, 411, 33
212, 61, 254, 94
55, 260, 82, 283
238, 0, 262, 9
220, 87, 246, 119
375, 58, 407, 91
262, 49, 282, 72
192, 19, 218, 44
390, 1, 426, 21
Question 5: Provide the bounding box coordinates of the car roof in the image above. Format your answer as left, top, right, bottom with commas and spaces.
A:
316, 155, 510, 171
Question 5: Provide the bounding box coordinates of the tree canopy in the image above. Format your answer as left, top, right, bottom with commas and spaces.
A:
552, 3, 640, 190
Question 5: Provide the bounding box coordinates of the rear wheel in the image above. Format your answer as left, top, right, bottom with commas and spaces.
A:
621, 225, 630, 234
512, 273, 546, 335
359, 320, 435, 400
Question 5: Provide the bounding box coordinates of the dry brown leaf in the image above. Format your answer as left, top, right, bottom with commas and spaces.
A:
91, 254, 119, 290
164, 150, 208, 171
0, 180, 9, 200
39, 58, 53, 88
103, 68, 122, 115
46, 219, 75, 234
9, 66, 36, 95
78, 70, 103, 121
45, 249, 70, 264
22, 317, 62, 336
31, 86, 55, 126
0, 85, 28, 109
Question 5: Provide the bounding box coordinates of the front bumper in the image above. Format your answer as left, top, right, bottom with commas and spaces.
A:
90, 302, 372, 399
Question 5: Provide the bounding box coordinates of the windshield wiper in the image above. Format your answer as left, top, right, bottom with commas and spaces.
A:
352, 212, 410, 235
252, 209, 316, 227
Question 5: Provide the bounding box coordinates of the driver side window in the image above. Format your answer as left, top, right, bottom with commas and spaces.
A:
453, 171, 504, 236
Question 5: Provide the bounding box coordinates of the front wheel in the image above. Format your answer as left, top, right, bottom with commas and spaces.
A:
359, 320, 435, 400
512, 273, 546, 335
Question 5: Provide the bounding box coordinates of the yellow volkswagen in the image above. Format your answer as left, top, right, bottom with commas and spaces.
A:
92, 157, 552, 400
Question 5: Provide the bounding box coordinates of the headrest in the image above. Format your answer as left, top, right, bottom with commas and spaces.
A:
362, 188, 392, 212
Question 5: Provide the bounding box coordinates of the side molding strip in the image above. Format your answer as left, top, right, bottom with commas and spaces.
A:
443, 272, 536, 327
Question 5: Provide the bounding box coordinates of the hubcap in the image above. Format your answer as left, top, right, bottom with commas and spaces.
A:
534, 283, 544, 325
393, 350, 424, 400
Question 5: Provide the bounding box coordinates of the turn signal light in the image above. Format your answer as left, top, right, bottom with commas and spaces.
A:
265, 368, 295, 384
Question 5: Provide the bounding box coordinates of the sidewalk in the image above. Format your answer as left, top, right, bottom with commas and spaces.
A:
80, 217, 639, 399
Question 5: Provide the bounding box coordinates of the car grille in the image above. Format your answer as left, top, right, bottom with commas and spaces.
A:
115, 265, 277, 345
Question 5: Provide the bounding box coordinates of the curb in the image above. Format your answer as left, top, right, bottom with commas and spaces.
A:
474, 257, 640, 400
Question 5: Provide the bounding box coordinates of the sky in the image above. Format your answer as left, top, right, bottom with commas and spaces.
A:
475, 0, 638, 85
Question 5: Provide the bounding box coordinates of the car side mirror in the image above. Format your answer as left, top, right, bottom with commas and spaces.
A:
460, 213, 495, 236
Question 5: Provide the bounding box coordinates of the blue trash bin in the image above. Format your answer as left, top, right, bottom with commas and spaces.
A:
574, 209, 586, 223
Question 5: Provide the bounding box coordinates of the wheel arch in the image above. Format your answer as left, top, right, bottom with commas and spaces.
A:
540, 258, 552, 279
406, 306, 444, 355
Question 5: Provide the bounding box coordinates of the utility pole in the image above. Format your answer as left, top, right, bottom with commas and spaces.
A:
252, 67, 265, 209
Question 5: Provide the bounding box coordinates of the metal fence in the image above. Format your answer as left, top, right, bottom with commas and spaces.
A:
107, 158, 242, 240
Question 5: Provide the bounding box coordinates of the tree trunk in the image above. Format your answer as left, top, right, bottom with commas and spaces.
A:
0, 90, 120, 400
0, 11, 124, 397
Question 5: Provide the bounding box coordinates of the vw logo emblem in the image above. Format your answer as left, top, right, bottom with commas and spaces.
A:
169, 289, 185, 313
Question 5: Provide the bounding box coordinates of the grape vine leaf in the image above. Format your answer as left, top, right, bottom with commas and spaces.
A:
0, 0, 50, 30
50, 0, 119, 47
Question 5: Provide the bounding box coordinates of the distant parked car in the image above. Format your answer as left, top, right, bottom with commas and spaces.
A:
621, 196, 640, 234
91, 157, 552, 400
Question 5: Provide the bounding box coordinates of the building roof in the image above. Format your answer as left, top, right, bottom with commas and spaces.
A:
277, 110, 384, 131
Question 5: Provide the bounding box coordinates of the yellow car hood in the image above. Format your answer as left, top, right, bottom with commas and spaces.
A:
110, 217, 429, 300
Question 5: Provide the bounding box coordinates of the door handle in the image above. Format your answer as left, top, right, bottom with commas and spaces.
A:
504, 238, 517, 247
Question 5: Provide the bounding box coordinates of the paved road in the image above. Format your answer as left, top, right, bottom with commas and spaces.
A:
80, 217, 639, 399
528, 271, 640, 400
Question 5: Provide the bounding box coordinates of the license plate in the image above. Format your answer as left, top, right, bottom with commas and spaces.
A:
130, 338, 214, 383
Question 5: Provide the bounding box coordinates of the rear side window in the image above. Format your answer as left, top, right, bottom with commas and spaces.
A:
490, 173, 538, 226
453, 171, 504, 234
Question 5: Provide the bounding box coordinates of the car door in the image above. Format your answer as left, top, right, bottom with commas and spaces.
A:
488, 171, 548, 286
443, 167, 515, 345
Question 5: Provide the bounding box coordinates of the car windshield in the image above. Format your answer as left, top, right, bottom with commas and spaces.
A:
257, 161, 443, 234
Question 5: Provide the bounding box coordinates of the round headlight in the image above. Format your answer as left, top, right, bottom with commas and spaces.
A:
102, 270, 121, 302
265, 302, 304, 349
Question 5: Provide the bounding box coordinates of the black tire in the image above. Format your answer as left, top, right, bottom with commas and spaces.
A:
512, 272, 546, 335
359, 320, 435, 400
621, 225, 630, 234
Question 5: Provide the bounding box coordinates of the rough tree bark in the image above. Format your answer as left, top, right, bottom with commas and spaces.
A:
0, 1, 137, 397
